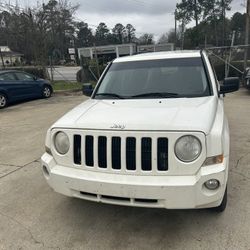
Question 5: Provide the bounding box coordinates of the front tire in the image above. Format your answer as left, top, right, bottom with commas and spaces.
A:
0, 93, 7, 109
211, 186, 227, 212
42, 86, 52, 98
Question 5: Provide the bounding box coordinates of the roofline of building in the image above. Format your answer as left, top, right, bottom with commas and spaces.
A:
78, 43, 174, 50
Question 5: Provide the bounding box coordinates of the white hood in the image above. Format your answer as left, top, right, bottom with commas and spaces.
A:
53, 97, 218, 134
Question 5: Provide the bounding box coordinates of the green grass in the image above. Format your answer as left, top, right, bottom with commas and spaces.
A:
52, 81, 83, 91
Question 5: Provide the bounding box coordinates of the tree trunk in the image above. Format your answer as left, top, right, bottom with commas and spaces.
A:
181, 20, 185, 50
213, 8, 218, 46
194, 0, 198, 28
244, 0, 250, 70
221, 0, 226, 46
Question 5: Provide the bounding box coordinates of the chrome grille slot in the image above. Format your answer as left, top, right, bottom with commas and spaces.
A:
73, 135, 81, 165
85, 135, 94, 167
141, 138, 152, 171
98, 136, 107, 168
157, 138, 168, 171
112, 137, 121, 170
126, 137, 136, 170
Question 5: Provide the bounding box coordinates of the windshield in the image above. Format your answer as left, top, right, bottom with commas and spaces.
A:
94, 57, 211, 99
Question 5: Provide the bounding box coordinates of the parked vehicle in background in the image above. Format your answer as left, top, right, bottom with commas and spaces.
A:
0, 70, 53, 109
41, 51, 239, 212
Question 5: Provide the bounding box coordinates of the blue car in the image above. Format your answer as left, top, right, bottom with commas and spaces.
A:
0, 70, 53, 108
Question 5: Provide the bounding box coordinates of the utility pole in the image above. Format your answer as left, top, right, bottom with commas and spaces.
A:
204, 34, 207, 49
0, 48, 5, 68
49, 56, 54, 83
194, 0, 198, 28
194, 0, 199, 47
221, 0, 226, 46
181, 20, 185, 50
244, 0, 250, 70
225, 30, 235, 77
174, 10, 177, 50
93, 43, 100, 78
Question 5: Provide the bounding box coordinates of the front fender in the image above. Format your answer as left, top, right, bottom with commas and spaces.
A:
0, 88, 8, 98
206, 99, 229, 157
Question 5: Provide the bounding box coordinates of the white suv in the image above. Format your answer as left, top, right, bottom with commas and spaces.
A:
41, 51, 239, 212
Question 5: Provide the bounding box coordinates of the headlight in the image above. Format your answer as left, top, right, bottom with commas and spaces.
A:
54, 132, 70, 155
175, 135, 201, 162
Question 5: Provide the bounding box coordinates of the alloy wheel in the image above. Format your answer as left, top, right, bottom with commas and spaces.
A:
0, 94, 7, 108
43, 87, 51, 98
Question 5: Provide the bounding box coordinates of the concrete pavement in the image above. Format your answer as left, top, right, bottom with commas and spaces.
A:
0, 95, 84, 168
0, 90, 250, 249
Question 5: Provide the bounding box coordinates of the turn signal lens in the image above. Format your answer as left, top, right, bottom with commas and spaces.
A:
203, 155, 224, 166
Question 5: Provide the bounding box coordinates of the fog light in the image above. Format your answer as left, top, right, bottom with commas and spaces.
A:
204, 179, 220, 190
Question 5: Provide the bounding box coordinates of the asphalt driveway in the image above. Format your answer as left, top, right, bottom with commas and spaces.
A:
0, 90, 250, 250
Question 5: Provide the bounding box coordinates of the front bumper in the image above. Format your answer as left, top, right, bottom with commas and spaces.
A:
41, 153, 228, 209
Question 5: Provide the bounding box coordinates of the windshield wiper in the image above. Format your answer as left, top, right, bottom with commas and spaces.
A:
95, 93, 125, 99
95, 92, 179, 99
131, 92, 179, 98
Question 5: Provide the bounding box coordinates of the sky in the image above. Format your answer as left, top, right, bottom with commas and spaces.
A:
10, 0, 246, 39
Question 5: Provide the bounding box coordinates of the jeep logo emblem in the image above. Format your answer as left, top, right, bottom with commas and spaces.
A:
110, 124, 126, 130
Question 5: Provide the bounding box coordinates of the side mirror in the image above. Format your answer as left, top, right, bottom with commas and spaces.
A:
33, 76, 38, 81
220, 77, 239, 95
82, 83, 94, 97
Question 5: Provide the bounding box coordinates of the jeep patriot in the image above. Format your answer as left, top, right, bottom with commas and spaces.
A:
41, 51, 239, 212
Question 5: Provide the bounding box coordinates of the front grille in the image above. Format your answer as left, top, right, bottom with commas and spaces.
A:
73, 133, 168, 173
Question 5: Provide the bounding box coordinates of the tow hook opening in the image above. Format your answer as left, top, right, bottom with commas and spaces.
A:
43, 165, 50, 178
